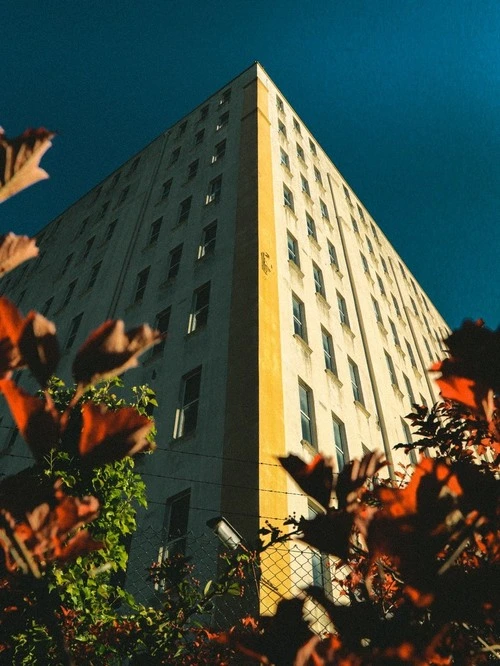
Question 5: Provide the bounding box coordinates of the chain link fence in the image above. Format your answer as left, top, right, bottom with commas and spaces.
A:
125, 526, 346, 635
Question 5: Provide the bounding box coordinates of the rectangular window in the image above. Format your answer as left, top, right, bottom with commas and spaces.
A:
188, 282, 211, 333
199, 105, 209, 121
351, 216, 359, 234
276, 95, 284, 112
348, 359, 364, 404
219, 89, 231, 105
392, 294, 402, 318
178, 196, 192, 224
402, 420, 417, 464
216, 111, 229, 130
361, 252, 370, 274
175, 367, 202, 438
77, 218, 89, 237
309, 139, 317, 155
292, 294, 307, 340
118, 187, 129, 205
319, 199, 329, 220
343, 185, 351, 201
410, 297, 418, 316
134, 267, 150, 303
63, 280, 77, 307
366, 236, 374, 254
167, 245, 183, 279
280, 148, 290, 169
313, 263, 326, 298
83, 236, 95, 260
372, 297, 382, 324
399, 262, 407, 279
170, 147, 181, 165
357, 204, 365, 223
287, 232, 300, 266
283, 184, 294, 211
195, 129, 205, 145
422, 313, 432, 335
322, 328, 336, 373
153, 307, 171, 356
337, 293, 350, 327
62, 253, 73, 275
149, 217, 162, 245
381, 256, 388, 274
332, 415, 348, 472
99, 202, 110, 219
406, 339, 417, 367
377, 274, 386, 297
299, 382, 315, 446
371, 222, 379, 242
300, 174, 311, 196
314, 166, 323, 185
66, 313, 83, 350
293, 118, 302, 134
178, 120, 187, 137
424, 338, 433, 361
128, 157, 140, 175
161, 179, 173, 200
306, 213, 317, 240
385, 351, 398, 387
403, 373, 415, 406
105, 220, 117, 241
278, 119, 287, 137
389, 318, 400, 347
328, 241, 338, 268
163, 490, 191, 557
198, 221, 217, 258
206, 175, 222, 204
42, 296, 53, 316
187, 159, 199, 180
87, 262, 102, 290
212, 139, 226, 163
296, 143, 305, 161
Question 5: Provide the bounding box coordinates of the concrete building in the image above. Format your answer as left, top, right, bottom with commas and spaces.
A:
0, 63, 448, 609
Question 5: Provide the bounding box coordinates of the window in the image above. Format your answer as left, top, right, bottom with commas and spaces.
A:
385, 351, 398, 387
361, 252, 370, 275
128, 157, 140, 175
276, 95, 284, 112
301, 174, 311, 196
212, 139, 226, 163
167, 245, 183, 279
99, 202, 110, 219
328, 241, 338, 268
78, 218, 89, 236
188, 282, 210, 333
314, 166, 323, 185
348, 359, 364, 404
178, 120, 187, 137
309, 504, 329, 589
306, 213, 317, 240
175, 367, 202, 438
195, 129, 205, 145
392, 294, 402, 318
199, 105, 209, 121
406, 339, 417, 367
313, 263, 326, 298
399, 262, 407, 279
403, 373, 415, 406
319, 199, 329, 220
187, 160, 198, 180
309, 139, 317, 155
177, 197, 192, 225
66, 313, 83, 349
389, 318, 400, 347
292, 294, 307, 340
198, 221, 217, 258
424, 338, 433, 361
381, 256, 388, 274
420, 394, 428, 408
366, 236, 374, 254
170, 147, 181, 165
134, 267, 150, 303
206, 175, 222, 204
372, 297, 383, 324
332, 415, 348, 471
61, 253, 73, 275
163, 490, 190, 557
422, 313, 432, 335
422, 295, 430, 312
357, 204, 365, 223
278, 120, 287, 138
401, 419, 417, 464
287, 232, 300, 266
117, 187, 129, 205
219, 89, 231, 105
87, 262, 102, 290
280, 148, 290, 169
63, 280, 77, 308
161, 179, 172, 200
283, 184, 294, 211
153, 307, 171, 355
377, 274, 386, 297
216, 111, 229, 130
337, 293, 349, 327
41, 296, 53, 316
343, 185, 351, 201
299, 382, 315, 446
83, 237, 95, 260
296, 143, 305, 161
293, 118, 301, 134
351, 216, 359, 234
149, 218, 162, 245
371, 222, 379, 242
322, 328, 336, 373
105, 220, 117, 241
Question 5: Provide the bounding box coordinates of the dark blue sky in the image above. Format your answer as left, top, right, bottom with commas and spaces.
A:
2, 0, 499, 329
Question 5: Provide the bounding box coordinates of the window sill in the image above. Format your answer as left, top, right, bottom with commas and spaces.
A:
377, 321, 388, 336
185, 325, 206, 339
392, 384, 404, 400
125, 300, 143, 313
293, 334, 313, 355
364, 272, 374, 284
354, 401, 371, 419
315, 292, 331, 309
308, 236, 321, 252
283, 205, 297, 220
142, 242, 158, 253
302, 191, 314, 204
325, 368, 342, 388
159, 278, 176, 289
341, 323, 355, 338
395, 345, 406, 360
288, 260, 304, 279
196, 249, 215, 264
170, 430, 197, 446
412, 366, 423, 380
301, 439, 318, 456
331, 266, 343, 279
281, 164, 293, 178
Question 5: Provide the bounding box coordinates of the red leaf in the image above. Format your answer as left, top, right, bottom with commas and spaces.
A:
0, 127, 55, 203
18, 311, 59, 387
79, 402, 154, 466
0, 233, 38, 276
278, 454, 333, 508
0, 378, 60, 460
0, 297, 24, 376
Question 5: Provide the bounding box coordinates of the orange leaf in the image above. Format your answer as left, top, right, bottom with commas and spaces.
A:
55, 530, 103, 562
79, 402, 154, 466
0, 233, 38, 276
0, 127, 55, 203
0, 296, 24, 375
72, 319, 163, 388
18, 311, 59, 387
0, 378, 60, 460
